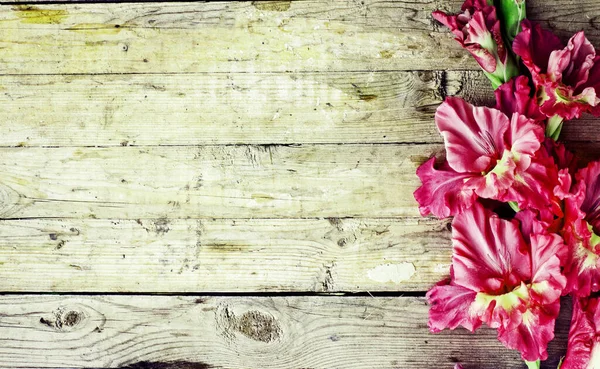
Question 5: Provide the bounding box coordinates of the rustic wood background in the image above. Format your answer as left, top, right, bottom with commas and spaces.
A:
0, 0, 596, 368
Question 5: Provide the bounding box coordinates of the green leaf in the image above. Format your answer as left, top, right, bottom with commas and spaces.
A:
546, 115, 564, 141
495, 0, 527, 43
525, 360, 540, 369
508, 201, 520, 212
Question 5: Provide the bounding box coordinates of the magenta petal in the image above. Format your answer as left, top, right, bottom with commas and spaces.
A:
547, 48, 572, 83
432, 10, 461, 36
563, 32, 597, 89
427, 282, 480, 333
414, 157, 477, 219
464, 150, 516, 200
513, 20, 564, 81
578, 161, 600, 231
543, 138, 577, 174
583, 58, 600, 104
561, 297, 599, 369
562, 219, 600, 297
506, 113, 544, 169
451, 203, 531, 294
495, 76, 545, 122
461, 0, 488, 11
496, 303, 559, 361
503, 156, 561, 216
529, 231, 567, 303
436, 97, 508, 173
464, 12, 497, 73
538, 82, 598, 120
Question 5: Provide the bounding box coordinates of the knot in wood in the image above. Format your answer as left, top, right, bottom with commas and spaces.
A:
40, 306, 85, 331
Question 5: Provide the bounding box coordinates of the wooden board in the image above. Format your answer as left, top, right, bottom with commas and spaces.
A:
0, 71, 481, 147
0, 295, 572, 368
3, 0, 599, 75
0, 217, 451, 292
0, 0, 594, 367
0, 144, 440, 220
0, 1, 475, 74
1, 69, 596, 147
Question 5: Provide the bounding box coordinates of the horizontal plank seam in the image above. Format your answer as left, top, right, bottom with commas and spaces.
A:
3, 141, 600, 150
0, 291, 428, 297
0, 216, 434, 221
1, 216, 430, 220
2, 0, 312, 4
0, 69, 481, 77
0, 142, 441, 149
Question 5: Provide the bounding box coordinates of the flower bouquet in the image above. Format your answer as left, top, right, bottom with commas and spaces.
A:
415, 1, 600, 368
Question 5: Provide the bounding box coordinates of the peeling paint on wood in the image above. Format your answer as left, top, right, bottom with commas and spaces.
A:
367, 262, 416, 283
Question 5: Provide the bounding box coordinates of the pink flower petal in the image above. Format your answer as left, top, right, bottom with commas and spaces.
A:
496, 303, 559, 361
463, 12, 497, 73
578, 161, 600, 232
495, 76, 546, 122
505, 113, 544, 170
539, 82, 600, 120
561, 297, 600, 369
563, 32, 597, 89
436, 97, 508, 173
427, 281, 481, 333
529, 231, 567, 303
451, 203, 531, 294
414, 157, 477, 218
513, 20, 564, 82
502, 154, 562, 218
547, 48, 572, 83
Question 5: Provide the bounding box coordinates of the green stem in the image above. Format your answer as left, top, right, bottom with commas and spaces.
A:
546, 115, 564, 141
525, 360, 540, 369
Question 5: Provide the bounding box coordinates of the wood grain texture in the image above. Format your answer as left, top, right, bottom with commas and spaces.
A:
0, 71, 472, 147
1, 66, 597, 147
1, 1, 599, 75
0, 144, 440, 220
0, 295, 572, 368
0, 217, 451, 292
0, 1, 475, 74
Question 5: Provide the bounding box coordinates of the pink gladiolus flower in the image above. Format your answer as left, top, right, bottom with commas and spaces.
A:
563, 161, 600, 297
432, 0, 518, 88
495, 76, 546, 123
513, 20, 600, 121
414, 97, 557, 218
561, 297, 600, 369
427, 203, 567, 361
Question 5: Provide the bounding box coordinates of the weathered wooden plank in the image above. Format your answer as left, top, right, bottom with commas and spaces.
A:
0, 144, 438, 220
0, 1, 470, 74
0, 71, 459, 147
2, 69, 597, 147
1, 1, 599, 75
0, 295, 571, 368
1, 1, 438, 30
526, 1, 600, 43
0, 217, 451, 292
